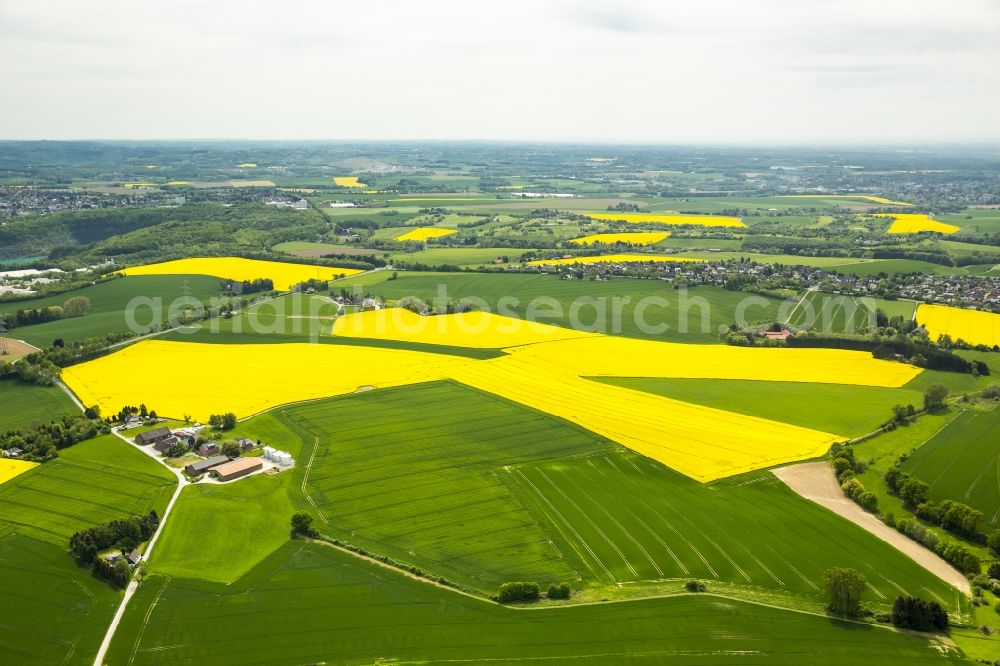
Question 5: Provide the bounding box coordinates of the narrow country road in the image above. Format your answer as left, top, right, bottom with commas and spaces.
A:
773, 461, 971, 594
91, 429, 189, 666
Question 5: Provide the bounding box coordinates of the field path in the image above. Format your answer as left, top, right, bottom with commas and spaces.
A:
773, 462, 970, 594
92, 430, 188, 666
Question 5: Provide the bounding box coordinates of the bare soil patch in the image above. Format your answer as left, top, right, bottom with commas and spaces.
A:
0, 338, 39, 363
773, 461, 970, 593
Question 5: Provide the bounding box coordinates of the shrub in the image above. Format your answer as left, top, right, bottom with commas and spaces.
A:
547, 582, 571, 599
685, 580, 707, 592
891, 596, 949, 632
497, 581, 540, 604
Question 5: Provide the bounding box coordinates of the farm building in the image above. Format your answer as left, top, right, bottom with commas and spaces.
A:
198, 442, 220, 457
211, 458, 263, 482
135, 427, 172, 446
185, 455, 229, 476
153, 437, 179, 455
127, 549, 141, 565
238, 438, 255, 452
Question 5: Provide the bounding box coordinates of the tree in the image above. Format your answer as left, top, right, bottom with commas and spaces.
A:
899, 477, 930, 507
986, 562, 1000, 580
221, 440, 241, 458
83, 405, 101, 419
547, 582, 571, 599
824, 567, 867, 616
987, 530, 1000, 556
62, 296, 91, 318
891, 596, 949, 632
923, 384, 949, 412
291, 511, 315, 536
222, 412, 237, 430
497, 581, 540, 603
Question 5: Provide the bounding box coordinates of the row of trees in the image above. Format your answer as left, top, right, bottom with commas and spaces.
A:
885, 467, 984, 538
0, 296, 90, 330
0, 413, 106, 461
69, 511, 159, 564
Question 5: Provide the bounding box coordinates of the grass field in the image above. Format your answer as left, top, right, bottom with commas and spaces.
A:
901, 406, 1000, 526
788, 291, 916, 333
215, 382, 961, 606
353, 272, 788, 344
0, 434, 176, 545
0, 532, 120, 665
598, 378, 923, 438
0, 274, 227, 347
104, 541, 966, 666
0, 379, 79, 431
151, 472, 297, 583
0, 434, 176, 665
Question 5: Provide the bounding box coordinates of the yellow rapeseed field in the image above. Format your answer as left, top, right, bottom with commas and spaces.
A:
585, 213, 746, 228
236, 163, 257, 168
114, 257, 363, 291
789, 194, 912, 206
63, 313, 924, 482
332, 309, 598, 348
917, 304, 1000, 348
876, 213, 959, 234
568, 232, 670, 246
502, 336, 921, 388
446, 360, 840, 482
395, 227, 458, 241
526, 254, 703, 267
166, 181, 191, 186
333, 176, 365, 188
62, 340, 472, 422
0, 459, 38, 485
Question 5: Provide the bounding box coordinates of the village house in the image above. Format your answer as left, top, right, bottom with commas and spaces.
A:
198, 442, 220, 457
134, 427, 172, 446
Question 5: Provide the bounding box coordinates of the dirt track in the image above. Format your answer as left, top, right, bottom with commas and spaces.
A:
773, 461, 970, 594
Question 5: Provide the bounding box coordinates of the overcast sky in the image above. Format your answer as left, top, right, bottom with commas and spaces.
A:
1, 0, 998, 144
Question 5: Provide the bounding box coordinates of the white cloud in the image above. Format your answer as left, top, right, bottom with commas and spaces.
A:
1, 0, 998, 143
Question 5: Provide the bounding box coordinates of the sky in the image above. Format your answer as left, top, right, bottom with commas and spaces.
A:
1, 0, 999, 144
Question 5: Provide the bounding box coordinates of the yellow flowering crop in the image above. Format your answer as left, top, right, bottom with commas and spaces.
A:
502, 335, 921, 388
526, 254, 703, 267
236, 163, 257, 168
395, 227, 458, 241
447, 360, 840, 482
584, 213, 746, 228
333, 176, 366, 188
789, 194, 912, 206
0, 459, 38, 485
165, 181, 191, 186
333, 309, 598, 348
114, 257, 363, 291
876, 214, 959, 234
62, 340, 472, 423
917, 303, 1000, 348
63, 313, 923, 482
568, 232, 670, 246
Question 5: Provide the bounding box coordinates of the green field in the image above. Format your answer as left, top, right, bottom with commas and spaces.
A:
0, 434, 176, 545
0, 275, 228, 347
201, 381, 965, 611
349, 272, 788, 344
103, 541, 967, 666
0, 532, 120, 665
787, 291, 917, 333
0, 434, 176, 665
0, 379, 79, 431
598, 378, 923, 438
151, 472, 297, 583
901, 407, 1000, 527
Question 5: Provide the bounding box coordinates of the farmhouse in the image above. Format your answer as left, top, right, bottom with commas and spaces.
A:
153, 437, 179, 455
763, 329, 791, 341
211, 457, 263, 482
135, 427, 172, 446
198, 442, 220, 457
185, 455, 229, 476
